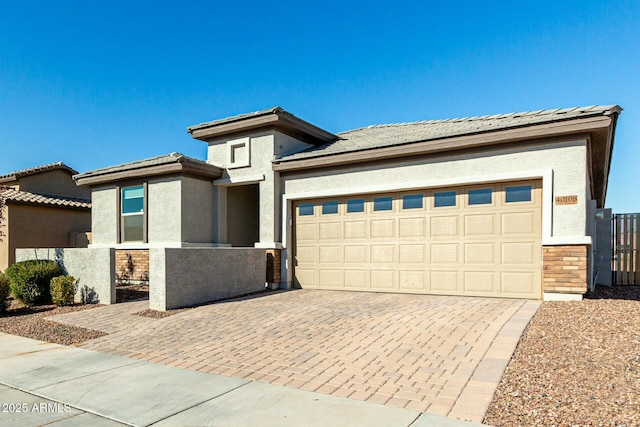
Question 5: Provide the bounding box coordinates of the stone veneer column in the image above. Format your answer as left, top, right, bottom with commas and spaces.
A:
542, 245, 589, 295
115, 249, 150, 285
265, 249, 282, 286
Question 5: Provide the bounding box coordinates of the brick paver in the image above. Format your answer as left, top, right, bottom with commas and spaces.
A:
48, 290, 539, 423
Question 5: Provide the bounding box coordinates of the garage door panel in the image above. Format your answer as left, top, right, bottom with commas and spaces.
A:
295, 269, 317, 287
501, 212, 535, 235
501, 271, 537, 295
296, 246, 317, 264
399, 217, 426, 237
501, 242, 535, 265
430, 216, 458, 237
371, 245, 395, 263
431, 243, 459, 264
464, 271, 495, 293
319, 222, 341, 240
371, 219, 395, 238
431, 271, 459, 291
344, 221, 367, 239
399, 244, 425, 263
319, 269, 341, 287
319, 246, 340, 263
344, 245, 367, 263
464, 243, 495, 264
399, 270, 426, 290
464, 214, 495, 236
296, 224, 317, 241
371, 270, 395, 289
344, 270, 367, 288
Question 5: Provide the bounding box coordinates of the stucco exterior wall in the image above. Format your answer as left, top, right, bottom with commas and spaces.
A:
16, 170, 90, 199
90, 176, 216, 247
180, 176, 215, 243
3, 204, 90, 271
147, 177, 182, 243
207, 131, 313, 247
149, 247, 266, 310
16, 248, 116, 304
91, 185, 118, 246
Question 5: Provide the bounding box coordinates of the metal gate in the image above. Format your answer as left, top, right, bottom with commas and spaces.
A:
613, 213, 640, 285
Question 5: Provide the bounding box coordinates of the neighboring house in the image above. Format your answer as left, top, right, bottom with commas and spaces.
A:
74, 105, 621, 301
0, 162, 92, 272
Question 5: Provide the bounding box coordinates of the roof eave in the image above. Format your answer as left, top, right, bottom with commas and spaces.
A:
75, 161, 223, 187
188, 111, 337, 145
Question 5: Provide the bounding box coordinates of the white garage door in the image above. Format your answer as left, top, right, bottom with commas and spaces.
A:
293, 181, 542, 299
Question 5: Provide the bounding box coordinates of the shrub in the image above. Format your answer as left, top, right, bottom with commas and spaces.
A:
0, 273, 9, 313
50, 275, 78, 306
5, 260, 62, 306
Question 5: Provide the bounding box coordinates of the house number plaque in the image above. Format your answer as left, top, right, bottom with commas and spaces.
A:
555, 195, 578, 205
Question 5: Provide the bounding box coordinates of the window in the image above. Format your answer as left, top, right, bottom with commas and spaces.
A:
322, 201, 339, 214
373, 196, 393, 211
121, 185, 145, 242
468, 189, 492, 205
402, 194, 423, 209
347, 199, 365, 213
434, 191, 456, 207
506, 185, 532, 203
298, 203, 314, 216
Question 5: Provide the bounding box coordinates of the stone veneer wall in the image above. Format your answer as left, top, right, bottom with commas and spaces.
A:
543, 245, 589, 294
115, 249, 149, 285
266, 249, 281, 285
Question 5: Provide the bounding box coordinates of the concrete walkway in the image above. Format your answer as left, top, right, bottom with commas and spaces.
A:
46, 290, 540, 423
0, 333, 486, 426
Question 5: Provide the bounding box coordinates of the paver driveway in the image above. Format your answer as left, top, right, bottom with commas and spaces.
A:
49, 290, 539, 423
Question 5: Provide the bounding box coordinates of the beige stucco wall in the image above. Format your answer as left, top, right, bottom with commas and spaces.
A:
90, 176, 216, 247
1, 204, 90, 271
0, 205, 8, 272
207, 130, 313, 247
16, 170, 90, 199
180, 176, 216, 244
91, 185, 119, 246
148, 177, 182, 243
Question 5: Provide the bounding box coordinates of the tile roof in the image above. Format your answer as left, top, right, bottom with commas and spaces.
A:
0, 162, 78, 183
0, 187, 91, 209
74, 152, 217, 181
277, 105, 622, 161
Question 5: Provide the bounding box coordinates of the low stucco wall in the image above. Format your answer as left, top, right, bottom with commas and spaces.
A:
149, 248, 266, 311
15, 248, 116, 304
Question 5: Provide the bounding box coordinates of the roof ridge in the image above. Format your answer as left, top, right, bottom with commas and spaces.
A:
0, 162, 78, 181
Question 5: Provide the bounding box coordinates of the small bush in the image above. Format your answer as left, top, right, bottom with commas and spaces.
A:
5, 260, 62, 306
50, 275, 78, 306
0, 273, 9, 313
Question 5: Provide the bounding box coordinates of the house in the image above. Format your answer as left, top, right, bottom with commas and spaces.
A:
0, 162, 92, 272
72, 105, 621, 302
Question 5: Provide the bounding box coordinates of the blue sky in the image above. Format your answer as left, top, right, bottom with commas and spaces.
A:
0, 1, 638, 211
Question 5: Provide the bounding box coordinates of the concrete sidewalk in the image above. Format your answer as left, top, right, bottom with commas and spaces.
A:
0, 333, 487, 427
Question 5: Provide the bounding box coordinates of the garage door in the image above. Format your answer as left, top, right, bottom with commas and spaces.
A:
293, 180, 542, 299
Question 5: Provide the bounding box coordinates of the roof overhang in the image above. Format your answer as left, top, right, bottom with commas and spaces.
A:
75, 156, 223, 187
274, 112, 620, 208
187, 107, 338, 145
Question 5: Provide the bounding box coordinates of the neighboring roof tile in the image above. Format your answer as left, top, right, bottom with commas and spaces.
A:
0, 162, 79, 183
277, 105, 622, 161
0, 187, 91, 209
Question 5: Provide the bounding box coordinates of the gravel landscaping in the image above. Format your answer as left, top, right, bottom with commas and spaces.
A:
0, 301, 106, 346
485, 286, 640, 426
